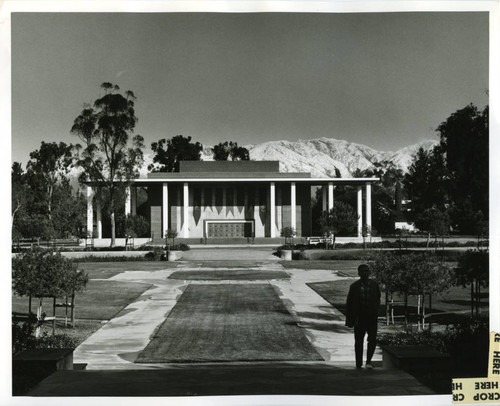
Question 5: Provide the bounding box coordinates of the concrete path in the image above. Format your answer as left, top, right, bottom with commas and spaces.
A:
32, 254, 435, 397
74, 258, 378, 369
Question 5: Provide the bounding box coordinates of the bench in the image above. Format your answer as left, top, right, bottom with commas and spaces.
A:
307, 236, 333, 245
379, 345, 450, 373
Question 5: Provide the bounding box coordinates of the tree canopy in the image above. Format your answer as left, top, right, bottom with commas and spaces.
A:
212, 141, 250, 161
149, 135, 203, 172
12, 248, 88, 298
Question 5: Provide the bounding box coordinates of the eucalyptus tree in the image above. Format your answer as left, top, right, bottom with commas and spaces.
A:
71, 82, 144, 246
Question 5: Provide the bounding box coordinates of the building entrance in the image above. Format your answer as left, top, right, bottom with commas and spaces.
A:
206, 221, 253, 238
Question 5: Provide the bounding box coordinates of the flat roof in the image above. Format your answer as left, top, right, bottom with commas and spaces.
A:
83, 177, 379, 186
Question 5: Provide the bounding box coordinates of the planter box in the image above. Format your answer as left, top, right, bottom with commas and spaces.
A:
280, 250, 293, 261
380, 345, 450, 373
13, 348, 75, 395
167, 250, 182, 262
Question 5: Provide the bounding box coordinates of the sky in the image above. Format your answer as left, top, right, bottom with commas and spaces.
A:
11, 12, 489, 164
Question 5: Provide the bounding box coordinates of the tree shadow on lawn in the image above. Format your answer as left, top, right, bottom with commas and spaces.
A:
295, 310, 343, 322
307, 280, 488, 321
12, 280, 153, 321
79, 262, 177, 280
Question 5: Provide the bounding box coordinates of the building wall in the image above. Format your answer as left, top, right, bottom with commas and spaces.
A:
149, 182, 311, 239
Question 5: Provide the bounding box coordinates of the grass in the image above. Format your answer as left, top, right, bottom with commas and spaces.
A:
307, 279, 489, 325
12, 280, 153, 321
136, 283, 323, 363
169, 270, 290, 280
77, 261, 176, 279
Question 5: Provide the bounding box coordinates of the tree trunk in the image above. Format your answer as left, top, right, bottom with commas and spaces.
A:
426, 233, 430, 249
110, 211, 116, 247
35, 297, 43, 338
385, 291, 390, 325
470, 281, 474, 317
404, 293, 408, 324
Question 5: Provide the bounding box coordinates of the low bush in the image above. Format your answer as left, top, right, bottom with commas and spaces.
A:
379, 315, 489, 378
145, 247, 165, 261
12, 319, 77, 355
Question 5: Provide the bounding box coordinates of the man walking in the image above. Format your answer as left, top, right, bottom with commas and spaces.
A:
345, 264, 381, 369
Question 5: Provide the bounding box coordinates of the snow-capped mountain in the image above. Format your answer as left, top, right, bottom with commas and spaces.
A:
141, 137, 438, 178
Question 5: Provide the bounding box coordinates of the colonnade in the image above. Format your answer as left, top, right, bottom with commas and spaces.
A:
86, 181, 373, 239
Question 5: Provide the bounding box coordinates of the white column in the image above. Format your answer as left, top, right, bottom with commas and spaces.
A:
131, 187, 137, 216
322, 186, 327, 212
365, 182, 372, 235
328, 182, 334, 210
176, 189, 181, 234
96, 194, 102, 239
357, 186, 363, 238
125, 186, 131, 217
183, 183, 189, 238
254, 187, 260, 222
162, 183, 169, 238
270, 182, 276, 237
86, 186, 93, 238
291, 182, 296, 230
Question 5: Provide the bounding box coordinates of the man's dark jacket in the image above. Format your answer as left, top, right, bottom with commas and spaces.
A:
345, 279, 381, 328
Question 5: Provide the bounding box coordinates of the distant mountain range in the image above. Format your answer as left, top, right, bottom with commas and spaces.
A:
142, 137, 438, 178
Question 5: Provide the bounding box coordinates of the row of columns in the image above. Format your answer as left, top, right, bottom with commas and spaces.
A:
86, 182, 372, 239
86, 185, 137, 239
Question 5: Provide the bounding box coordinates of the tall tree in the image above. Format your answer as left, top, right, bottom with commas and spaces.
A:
149, 135, 203, 172
25, 142, 75, 221
436, 104, 488, 220
212, 141, 250, 161
403, 146, 449, 217
71, 82, 144, 246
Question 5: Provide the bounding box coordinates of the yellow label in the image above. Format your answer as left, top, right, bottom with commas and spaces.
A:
489, 332, 500, 378
452, 377, 500, 403
452, 332, 500, 403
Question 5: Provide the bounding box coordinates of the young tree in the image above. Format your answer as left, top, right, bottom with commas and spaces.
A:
370, 252, 454, 329
456, 249, 489, 317
149, 135, 203, 172
212, 141, 250, 161
318, 202, 358, 249
414, 207, 450, 249
280, 226, 296, 249
71, 83, 144, 246
12, 248, 88, 336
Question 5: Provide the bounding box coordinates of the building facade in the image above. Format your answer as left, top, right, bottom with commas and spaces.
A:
86, 161, 378, 241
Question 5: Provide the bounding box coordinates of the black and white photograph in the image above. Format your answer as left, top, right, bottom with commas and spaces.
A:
3, 1, 499, 405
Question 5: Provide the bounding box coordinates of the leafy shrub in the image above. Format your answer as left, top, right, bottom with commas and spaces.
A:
12, 319, 77, 355
145, 247, 165, 261
379, 315, 488, 378
12, 248, 88, 298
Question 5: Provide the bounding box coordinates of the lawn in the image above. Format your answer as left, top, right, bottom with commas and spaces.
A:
12, 279, 153, 321
308, 279, 489, 325
169, 270, 290, 280
136, 283, 323, 363
77, 261, 176, 279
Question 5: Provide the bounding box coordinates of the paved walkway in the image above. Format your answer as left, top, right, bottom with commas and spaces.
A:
74, 260, 377, 369
30, 250, 437, 396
